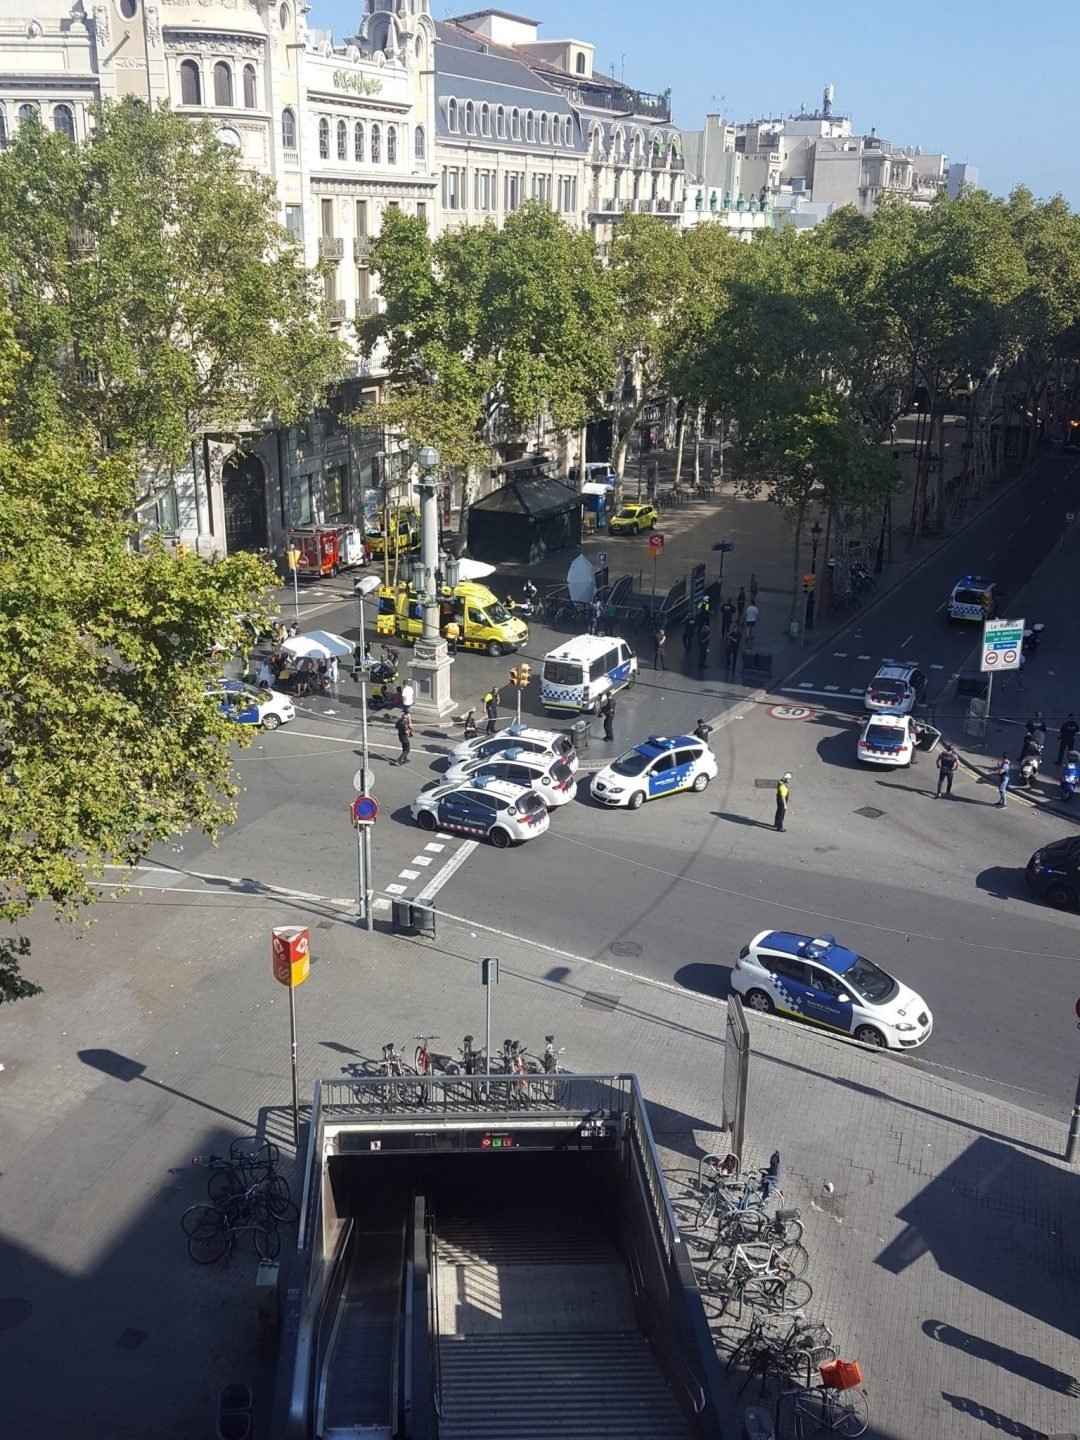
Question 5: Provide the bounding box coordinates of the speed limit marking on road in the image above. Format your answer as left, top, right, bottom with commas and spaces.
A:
767, 703, 817, 721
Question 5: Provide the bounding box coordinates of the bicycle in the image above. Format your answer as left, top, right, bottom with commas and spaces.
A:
710, 1204, 804, 1257
414, 1033, 441, 1076
529, 1034, 567, 1103
706, 1244, 813, 1321
381, 1040, 415, 1103
729, 1312, 836, 1395
777, 1369, 869, 1438
192, 1139, 281, 1206
182, 1201, 281, 1265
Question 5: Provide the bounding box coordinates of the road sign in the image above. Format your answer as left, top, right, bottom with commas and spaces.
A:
597, 551, 608, 569
980, 617, 1025, 672
767, 704, 817, 721
352, 767, 375, 794
272, 926, 310, 988
717, 542, 735, 553
648, 533, 665, 555
351, 794, 379, 826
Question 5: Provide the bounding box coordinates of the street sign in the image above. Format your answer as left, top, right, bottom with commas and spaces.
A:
648, 533, 665, 555
597, 551, 608, 569
352, 767, 375, 794
286, 548, 300, 571
717, 542, 735, 553
980, 617, 1025, 673
351, 794, 379, 826
272, 926, 310, 988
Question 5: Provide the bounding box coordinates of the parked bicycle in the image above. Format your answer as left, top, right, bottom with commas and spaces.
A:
181, 1200, 281, 1264
729, 1311, 837, 1395
706, 1243, 813, 1321
414, 1033, 440, 1076
776, 1365, 869, 1438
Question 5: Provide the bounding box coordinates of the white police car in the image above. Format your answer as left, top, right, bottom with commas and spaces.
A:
410, 776, 550, 848
946, 575, 997, 622
731, 930, 933, 1050
211, 679, 295, 731
450, 724, 579, 772
439, 748, 578, 806
590, 735, 718, 809
863, 663, 927, 715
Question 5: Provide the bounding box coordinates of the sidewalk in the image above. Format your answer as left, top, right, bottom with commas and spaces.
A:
1, 894, 1077, 1439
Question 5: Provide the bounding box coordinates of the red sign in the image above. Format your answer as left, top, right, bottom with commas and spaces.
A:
351, 795, 379, 826
272, 926, 310, 989
648, 532, 665, 554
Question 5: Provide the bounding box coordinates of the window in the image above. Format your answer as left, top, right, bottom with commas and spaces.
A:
281, 107, 296, 148
525, 110, 534, 141
318, 117, 329, 159
464, 100, 474, 134
279, 3, 289, 29
357, 266, 370, 301
213, 62, 233, 108
480, 103, 489, 136
52, 104, 75, 140
766, 956, 810, 986
592, 127, 602, 159
495, 105, 505, 138
575, 51, 585, 74
284, 204, 302, 238
320, 197, 334, 235
322, 269, 336, 303
540, 112, 548, 143
326, 464, 346, 517
297, 474, 313, 525
477, 169, 490, 211
511, 108, 519, 139
807, 967, 848, 999
179, 60, 201, 106
416, 200, 428, 227
447, 98, 458, 132
371, 123, 380, 162
242, 64, 257, 108
386, 126, 396, 164
443, 167, 459, 210
337, 119, 347, 159
506, 171, 522, 212
119, 0, 137, 16
414, 124, 425, 160
0, 107, 7, 150
355, 198, 368, 235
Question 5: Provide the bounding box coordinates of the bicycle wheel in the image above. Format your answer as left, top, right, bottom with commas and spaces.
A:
207, 1167, 245, 1205
188, 1218, 231, 1264
694, 1188, 720, 1230
774, 1241, 810, 1278
181, 1203, 225, 1238
253, 1224, 281, 1261
766, 1213, 804, 1246
815, 1386, 870, 1437
777, 1277, 814, 1312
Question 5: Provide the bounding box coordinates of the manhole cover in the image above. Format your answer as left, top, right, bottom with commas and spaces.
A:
610, 941, 643, 957
116, 1328, 149, 1350
581, 990, 620, 1012
855, 806, 885, 820
0, 1297, 32, 1331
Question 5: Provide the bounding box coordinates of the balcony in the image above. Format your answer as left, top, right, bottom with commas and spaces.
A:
353, 235, 372, 261
619, 198, 634, 212
318, 236, 344, 261
670, 155, 684, 172
650, 153, 666, 170
355, 296, 378, 319
325, 299, 348, 322
636, 198, 653, 213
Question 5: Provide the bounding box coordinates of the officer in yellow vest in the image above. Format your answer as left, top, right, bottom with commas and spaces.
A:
774, 773, 791, 832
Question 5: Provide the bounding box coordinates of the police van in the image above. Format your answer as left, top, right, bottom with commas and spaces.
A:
540, 635, 637, 713
946, 575, 998, 622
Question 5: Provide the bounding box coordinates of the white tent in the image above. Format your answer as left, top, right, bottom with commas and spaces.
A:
280, 629, 354, 660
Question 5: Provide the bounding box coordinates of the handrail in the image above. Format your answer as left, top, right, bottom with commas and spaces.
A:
389, 1212, 406, 1435
297, 1078, 322, 1251
426, 1207, 444, 1420
625, 1236, 707, 1417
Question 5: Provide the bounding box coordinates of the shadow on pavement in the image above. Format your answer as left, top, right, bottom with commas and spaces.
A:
815, 729, 863, 769
922, 1318, 1080, 1396
940, 1393, 1044, 1439
876, 1135, 1080, 1340
711, 811, 774, 828
974, 865, 1029, 902
673, 962, 733, 1002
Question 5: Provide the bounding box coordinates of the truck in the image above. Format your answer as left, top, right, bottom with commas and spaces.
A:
272, 1071, 728, 1439
290, 525, 369, 578
375, 581, 528, 657
365, 508, 421, 558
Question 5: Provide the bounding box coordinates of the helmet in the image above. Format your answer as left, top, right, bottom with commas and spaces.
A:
782, 772, 792, 780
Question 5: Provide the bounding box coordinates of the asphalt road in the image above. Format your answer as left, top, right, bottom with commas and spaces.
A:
155, 453, 1080, 1120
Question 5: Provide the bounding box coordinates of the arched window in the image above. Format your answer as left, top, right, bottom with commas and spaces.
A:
386, 127, 397, 163
480, 103, 489, 136
525, 110, 534, 141
511, 108, 519, 139
592, 127, 602, 159
495, 106, 504, 138
336, 119, 347, 159
180, 60, 201, 106
371, 123, 381, 162
414, 124, 425, 159
213, 62, 233, 108
0, 107, 7, 151
52, 104, 75, 140
281, 107, 296, 148
447, 98, 457, 132
243, 64, 257, 108
18, 102, 38, 124
354, 121, 365, 161
464, 100, 474, 134
119, 0, 137, 17
318, 117, 329, 159
539, 113, 548, 143
565, 118, 574, 147
575, 52, 585, 74
279, 3, 289, 29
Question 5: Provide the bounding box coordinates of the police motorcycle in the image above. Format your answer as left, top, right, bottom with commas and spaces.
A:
1061, 749, 1080, 802
1018, 734, 1043, 789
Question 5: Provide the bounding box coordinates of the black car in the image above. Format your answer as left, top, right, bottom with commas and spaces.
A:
1025, 837, 1080, 910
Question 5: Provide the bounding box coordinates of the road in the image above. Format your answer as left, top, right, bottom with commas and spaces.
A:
148, 450, 1080, 1118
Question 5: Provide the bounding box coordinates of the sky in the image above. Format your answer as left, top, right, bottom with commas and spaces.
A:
310, 0, 1079, 207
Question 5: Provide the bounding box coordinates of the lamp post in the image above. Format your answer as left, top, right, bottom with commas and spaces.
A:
408, 446, 456, 718
805, 519, 822, 630
353, 573, 380, 931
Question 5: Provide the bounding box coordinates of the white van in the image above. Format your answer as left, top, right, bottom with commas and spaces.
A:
540, 635, 637, 713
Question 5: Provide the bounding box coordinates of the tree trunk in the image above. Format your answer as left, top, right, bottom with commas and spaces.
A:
931, 412, 946, 532
672, 404, 687, 489
788, 499, 806, 633
457, 462, 484, 544
693, 403, 703, 488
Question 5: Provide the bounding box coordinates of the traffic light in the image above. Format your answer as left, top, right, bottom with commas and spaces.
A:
509, 667, 519, 687
518, 663, 531, 686
802, 573, 816, 593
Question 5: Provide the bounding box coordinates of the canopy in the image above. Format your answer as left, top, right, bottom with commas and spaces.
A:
281, 629, 354, 660
456, 558, 495, 582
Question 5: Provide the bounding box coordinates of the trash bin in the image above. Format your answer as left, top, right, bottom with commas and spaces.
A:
412, 898, 436, 939
567, 716, 590, 756
391, 897, 413, 935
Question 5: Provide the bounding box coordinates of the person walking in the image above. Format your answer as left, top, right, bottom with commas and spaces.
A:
400, 680, 415, 715
394, 711, 413, 765
693, 718, 713, 744
589, 598, 603, 636
600, 693, 616, 741
682, 616, 696, 656
736, 586, 746, 624
603, 599, 618, 636
995, 752, 1011, 808
484, 689, 500, 735
743, 601, 759, 644
697, 620, 711, 671
720, 598, 735, 636
774, 773, 791, 832
749, 573, 759, 607
936, 743, 958, 797
1057, 712, 1079, 764
724, 625, 740, 678
653, 625, 667, 671
327, 654, 339, 689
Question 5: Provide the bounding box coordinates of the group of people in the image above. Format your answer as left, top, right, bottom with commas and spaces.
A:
667, 577, 760, 676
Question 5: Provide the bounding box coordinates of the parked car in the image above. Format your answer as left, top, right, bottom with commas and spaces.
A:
609, 503, 659, 535
1025, 837, 1080, 910
410, 777, 550, 848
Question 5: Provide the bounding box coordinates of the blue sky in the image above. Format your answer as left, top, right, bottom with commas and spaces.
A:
311, 0, 1078, 207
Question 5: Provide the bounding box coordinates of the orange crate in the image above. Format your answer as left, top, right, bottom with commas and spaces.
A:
820, 1359, 863, 1391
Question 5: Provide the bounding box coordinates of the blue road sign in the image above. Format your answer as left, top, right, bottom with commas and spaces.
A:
351, 794, 379, 825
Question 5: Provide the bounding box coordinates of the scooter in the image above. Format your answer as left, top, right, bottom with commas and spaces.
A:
1061, 750, 1080, 802
1019, 739, 1042, 788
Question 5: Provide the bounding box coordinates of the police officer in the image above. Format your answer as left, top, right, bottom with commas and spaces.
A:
484, 688, 500, 735
774, 772, 791, 832
600, 693, 616, 741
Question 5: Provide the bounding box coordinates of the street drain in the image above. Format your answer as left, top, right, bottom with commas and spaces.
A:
610, 941, 643, 957
855, 806, 885, 819
116, 1328, 149, 1350
581, 990, 620, 1012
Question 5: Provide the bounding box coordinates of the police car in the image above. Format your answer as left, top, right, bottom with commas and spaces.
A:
450, 724, 579, 773
410, 777, 550, 848
946, 575, 998, 622
590, 735, 718, 809
863, 662, 927, 715
210, 679, 295, 731
856, 713, 918, 767
731, 929, 933, 1050
439, 748, 578, 805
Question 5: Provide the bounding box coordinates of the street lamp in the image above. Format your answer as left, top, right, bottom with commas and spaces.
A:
408, 446, 456, 717
353, 572, 381, 931
805, 520, 822, 630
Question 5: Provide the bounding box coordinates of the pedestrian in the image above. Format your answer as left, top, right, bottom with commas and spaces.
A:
600, 693, 616, 741
936, 743, 958, 797
910, 717, 924, 765
328, 654, 339, 688
400, 680, 415, 715
653, 625, 667, 671
589, 598, 603, 636
682, 616, 696, 655
697, 621, 711, 671
724, 625, 740, 678
484, 689, 499, 735
522, 578, 538, 610
743, 601, 759, 644
445, 619, 460, 655
462, 708, 478, 739
1057, 712, 1079, 764
394, 711, 412, 765
749, 572, 759, 607
256, 658, 275, 689
720, 599, 735, 636
603, 599, 618, 636
736, 586, 746, 623
693, 717, 713, 744
774, 772, 791, 832
995, 752, 1011, 808
287, 620, 300, 638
